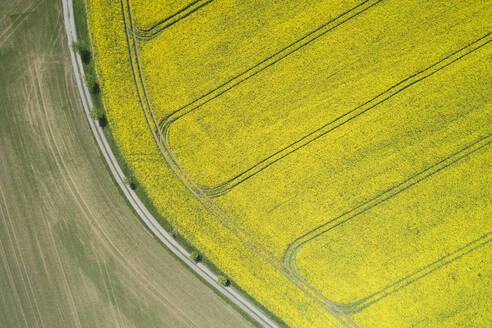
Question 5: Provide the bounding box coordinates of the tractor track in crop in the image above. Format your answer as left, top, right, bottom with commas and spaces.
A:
337, 232, 492, 314
157, 0, 382, 156
167, 33, 491, 198
0, 1, 41, 47
132, 0, 213, 41
283, 135, 492, 314
283, 134, 492, 274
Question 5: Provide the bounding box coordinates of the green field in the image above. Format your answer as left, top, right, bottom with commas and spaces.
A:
0, 0, 254, 327
87, 0, 492, 326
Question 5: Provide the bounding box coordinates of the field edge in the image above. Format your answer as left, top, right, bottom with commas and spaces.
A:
70, 0, 288, 327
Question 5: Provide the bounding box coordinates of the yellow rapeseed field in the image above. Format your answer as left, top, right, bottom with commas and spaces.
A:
86, 1, 348, 327
297, 145, 490, 326
86, 0, 492, 327
166, 0, 490, 188
216, 43, 491, 259
354, 242, 490, 328
136, 0, 361, 119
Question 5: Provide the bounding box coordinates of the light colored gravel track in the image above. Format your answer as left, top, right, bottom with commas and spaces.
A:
61, 0, 278, 327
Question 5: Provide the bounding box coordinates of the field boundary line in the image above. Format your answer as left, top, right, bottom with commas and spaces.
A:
283, 135, 492, 312
157, 0, 382, 141
123, 0, 360, 326
173, 33, 492, 198
133, 0, 213, 40
124, 1, 283, 327
62, 0, 282, 327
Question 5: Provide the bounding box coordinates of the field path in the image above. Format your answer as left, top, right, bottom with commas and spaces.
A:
62, 0, 277, 327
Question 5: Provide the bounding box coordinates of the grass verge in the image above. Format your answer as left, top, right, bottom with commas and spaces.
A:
72, 0, 287, 327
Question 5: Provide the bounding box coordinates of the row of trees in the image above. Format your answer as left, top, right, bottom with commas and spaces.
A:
73, 40, 231, 289
72, 40, 106, 127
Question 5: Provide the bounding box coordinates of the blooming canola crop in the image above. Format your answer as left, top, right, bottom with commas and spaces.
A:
86, 0, 492, 327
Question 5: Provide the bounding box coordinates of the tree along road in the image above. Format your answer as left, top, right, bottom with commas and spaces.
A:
61, 0, 279, 327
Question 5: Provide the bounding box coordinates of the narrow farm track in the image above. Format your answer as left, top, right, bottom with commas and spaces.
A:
0, 0, 255, 327
64, 0, 274, 327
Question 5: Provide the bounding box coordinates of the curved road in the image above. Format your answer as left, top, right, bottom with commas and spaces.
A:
61, 0, 278, 327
